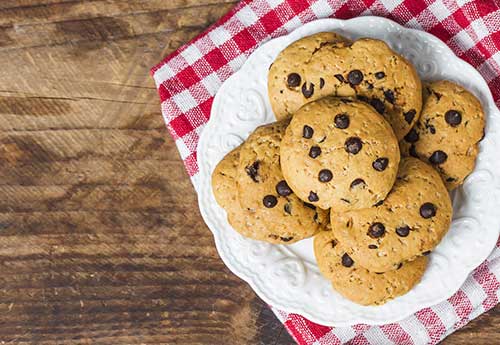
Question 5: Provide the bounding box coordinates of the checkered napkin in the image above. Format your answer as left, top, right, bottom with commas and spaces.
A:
151, 1, 500, 344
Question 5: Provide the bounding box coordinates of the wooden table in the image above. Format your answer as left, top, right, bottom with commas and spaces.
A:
0, 1, 497, 344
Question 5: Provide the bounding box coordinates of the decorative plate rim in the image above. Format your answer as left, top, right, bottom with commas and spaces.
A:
197, 16, 500, 326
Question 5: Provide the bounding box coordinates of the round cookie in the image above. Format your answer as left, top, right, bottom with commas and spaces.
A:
269, 35, 422, 140
401, 80, 485, 190
215, 121, 329, 244
280, 96, 400, 212
332, 157, 452, 272
268, 32, 350, 119
314, 230, 427, 305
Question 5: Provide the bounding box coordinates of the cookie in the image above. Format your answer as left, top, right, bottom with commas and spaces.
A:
280, 96, 400, 211
332, 157, 452, 272
214, 121, 329, 244
400, 80, 485, 190
314, 230, 427, 305
268, 32, 350, 118
269, 35, 422, 140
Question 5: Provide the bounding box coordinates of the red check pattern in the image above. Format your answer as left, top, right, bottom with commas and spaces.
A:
151, 1, 500, 344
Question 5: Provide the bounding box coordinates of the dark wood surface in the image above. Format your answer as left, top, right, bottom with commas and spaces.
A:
0, 1, 496, 344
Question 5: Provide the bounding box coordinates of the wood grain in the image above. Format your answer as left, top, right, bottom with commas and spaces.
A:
0, 1, 496, 344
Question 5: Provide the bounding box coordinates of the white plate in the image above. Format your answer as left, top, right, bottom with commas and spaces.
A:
197, 17, 500, 326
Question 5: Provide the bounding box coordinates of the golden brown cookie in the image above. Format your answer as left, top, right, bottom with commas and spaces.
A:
400, 80, 485, 190
280, 96, 400, 211
314, 230, 427, 305
332, 157, 452, 272
212, 122, 329, 244
268, 32, 350, 118
268, 35, 422, 140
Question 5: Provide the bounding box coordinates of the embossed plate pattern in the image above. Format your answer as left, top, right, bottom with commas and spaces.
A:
197, 17, 500, 326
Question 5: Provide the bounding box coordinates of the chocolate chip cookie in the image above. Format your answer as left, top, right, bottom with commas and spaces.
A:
400, 80, 485, 190
214, 121, 329, 244
268, 32, 350, 118
314, 230, 427, 305
269, 35, 422, 140
280, 96, 400, 211
332, 157, 452, 272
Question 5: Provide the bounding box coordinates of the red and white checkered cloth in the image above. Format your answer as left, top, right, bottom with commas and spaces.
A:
151, 1, 500, 344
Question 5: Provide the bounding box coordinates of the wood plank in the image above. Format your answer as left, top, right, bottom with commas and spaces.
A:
0, 3, 234, 49
0, 0, 238, 26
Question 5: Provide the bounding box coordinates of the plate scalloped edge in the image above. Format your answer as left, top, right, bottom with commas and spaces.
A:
197, 16, 500, 326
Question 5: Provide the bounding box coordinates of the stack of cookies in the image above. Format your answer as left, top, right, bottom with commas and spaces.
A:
211, 32, 485, 305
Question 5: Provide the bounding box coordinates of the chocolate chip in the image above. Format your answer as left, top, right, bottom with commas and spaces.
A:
384, 89, 395, 104
245, 161, 260, 182
334, 74, 346, 83
404, 128, 419, 143
372, 158, 389, 171
302, 82, 315, 98
368, 222, 385, 238
375, 71, 385, 79
396, 225, 410, 237
368, 244, 378, 249
287, 73, 301, 87
345, 137, 362, 154
331, 239, 338, 248
308, 191, 319, 202
303, 202, 316, 210
423, 250, 431, 256
420, 202, 437, 219
319, 78, 325, 89
350, 178, 366, 189
347, 70, 363, 85
309, 146, 321, 158
429, 150, 447, 165
341, 253, 354, 267
446, 177, 456, 182
404, 109, 416, 124
284, 203, 292, 214
334, 113, 350, 129
318, 169, 333, 182
263, 195, 278, 208
445, 110, 462, 127
370, 98, 385, 114
356, 94, 369, 102
276, 180, 292, 196
303, 125, 314, 139
409, 145, 419, 158
280, 236, 293, 242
